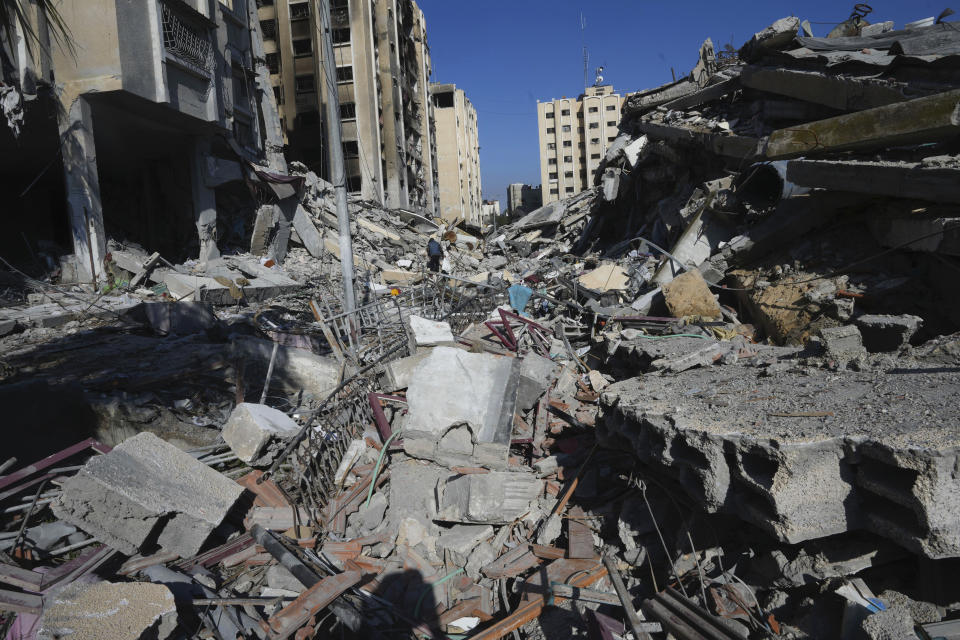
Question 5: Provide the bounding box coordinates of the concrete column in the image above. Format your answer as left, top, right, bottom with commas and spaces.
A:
61, 96, 107, 285
189, 137, 220, 263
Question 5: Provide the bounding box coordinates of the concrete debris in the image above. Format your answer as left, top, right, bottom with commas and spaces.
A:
221, 402, 302, 466
3, 6, 960, 640
53, 432, 245, 556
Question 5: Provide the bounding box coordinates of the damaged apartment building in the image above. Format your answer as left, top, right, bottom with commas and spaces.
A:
260, 0, 441, 214
0, 0, 283, 283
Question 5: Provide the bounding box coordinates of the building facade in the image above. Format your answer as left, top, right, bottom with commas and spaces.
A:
506, 183, 542, 216
258, 0, 439, 214
480, 200, 500, 225
431, 83, 482, 226
536, 85, 623, 205
0, 0, 272, 282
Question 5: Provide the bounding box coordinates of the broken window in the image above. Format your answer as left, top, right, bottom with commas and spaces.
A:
590, 137, 600, 144
332, 28, 351, 44
294, 75, 315, 93
565, 186, 574, 192
591, 153, 600, 159
545, 111, 554, 119
290, 2, 310, 20
293, 38, 311, 57
547, 143, 556, 150
588, 122, 599, 129
562, 125, 571, 132
549, 172, 558, 179
564, 171, 573, 178
260, 19, 276, 39
343, 140, 359, 157
588, 106, 598, 113
561, 109, 570, 115
606, 104, 616, 110
562, 141, 571, 147
346, 175, 362, 192
336, 66, 353, 82
563, 155, 572, 162
607, 121, 616, 127
548, 158, 557, 165
340, 102, 356, 119
161, 2, 213, 75
266, 53, 279, 74
546, 127, 555, 134
550, 187, 559, 195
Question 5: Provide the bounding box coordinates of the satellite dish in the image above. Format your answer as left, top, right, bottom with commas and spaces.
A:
594, 66, 604, 86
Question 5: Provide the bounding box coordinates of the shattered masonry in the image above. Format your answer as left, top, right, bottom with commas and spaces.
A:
1, 6, 960, 640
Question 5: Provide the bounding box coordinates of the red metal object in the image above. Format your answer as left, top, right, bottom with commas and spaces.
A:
263, 570, 362, 640
368, 393, 406, 443
484, 308, 552, 354
0, 438, 111, 494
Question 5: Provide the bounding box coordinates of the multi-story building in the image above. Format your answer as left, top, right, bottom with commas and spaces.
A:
506, 183, 542, 216
431, 83, 482, 226
258, 0, 438, 214
0, 0, 273, 282
480, 200, 500, 225
536, 85, 623, 205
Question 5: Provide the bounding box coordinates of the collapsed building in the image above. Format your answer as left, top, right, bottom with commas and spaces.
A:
2, 6, 960, 640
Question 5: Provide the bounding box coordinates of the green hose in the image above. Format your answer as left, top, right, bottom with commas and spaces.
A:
414, 568, 465, 618
364, 428, 403, 509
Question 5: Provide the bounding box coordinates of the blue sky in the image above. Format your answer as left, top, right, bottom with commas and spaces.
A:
416, 0, 947, 208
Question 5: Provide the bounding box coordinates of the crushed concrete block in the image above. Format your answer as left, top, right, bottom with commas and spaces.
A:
819, 325, 866, 361
436, 472, 542, 524
381, 349, 433, 390
854, 314, 923, 352
234, 337, 340, 398
437, 524, 494, 557
408, 315, 455, 346
661, 269, 721, 319
397, 517, 430, 548
860, 605, 919, 640
266, 564, 306, 594
588, 370, 609, 392
53, 432, 245, 557
356, 492, 388, 533
466, 542, 497, 580
138, 302, 216, 336
404, 347, 519, 469
38, 581, 177, 640
516, 354, 560, 412
222, 403, 301, 466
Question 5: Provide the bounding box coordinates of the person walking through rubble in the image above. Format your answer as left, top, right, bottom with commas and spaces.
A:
426, 237, 443, 273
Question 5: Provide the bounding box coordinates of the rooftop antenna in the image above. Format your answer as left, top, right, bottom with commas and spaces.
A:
594, 65, 604, 87
581, 12, 589, 91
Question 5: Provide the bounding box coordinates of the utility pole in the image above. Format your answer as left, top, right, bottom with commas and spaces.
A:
319, 0, 356, 317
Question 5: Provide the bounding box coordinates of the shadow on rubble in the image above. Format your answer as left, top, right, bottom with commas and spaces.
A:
358, 569, 443, 640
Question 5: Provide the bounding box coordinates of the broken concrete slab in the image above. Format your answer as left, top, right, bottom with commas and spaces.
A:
382, 269, 423, 285
380, 350, 433, 390
222, 403, 301, 466
516, 354, 560, 413
661, 269, 721, 319
598, 356, 960, 558
408, 316, 455, 346
435, 472, 543, 525
53, 432, 245, 557
403, 347, 519, 469
819, 325, 866, 361
855, 314, 923, 352
437, 524, 494, 557
233, 337, 340, 398
38, 581, 177, 640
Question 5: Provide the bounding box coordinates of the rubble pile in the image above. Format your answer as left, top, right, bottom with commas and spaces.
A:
2, 8, 960, 640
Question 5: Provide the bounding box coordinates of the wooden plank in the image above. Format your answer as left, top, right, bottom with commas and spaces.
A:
0, 563, 44, 591
567, 507, 595, 559
0, 588, 43, 614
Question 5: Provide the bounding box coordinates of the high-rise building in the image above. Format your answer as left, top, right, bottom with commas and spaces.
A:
536, 85, 623, 205
431, 83, 482, 226
506, 184, 542, 216
258, 0, 439, 213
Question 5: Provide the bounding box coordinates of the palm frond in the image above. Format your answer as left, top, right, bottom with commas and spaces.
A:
0, 0, 75, 63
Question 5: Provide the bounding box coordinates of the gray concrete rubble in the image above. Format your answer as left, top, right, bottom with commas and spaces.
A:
221, 402, 302, 466
403, 346, 519, 469
598, 337, 960, 558
408, 315, 455, 346
38, 581, 178, 640
436, 471, 543, 524
53, 432, 245, 556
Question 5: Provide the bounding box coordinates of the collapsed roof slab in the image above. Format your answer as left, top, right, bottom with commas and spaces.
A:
597, 350, 960, 558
